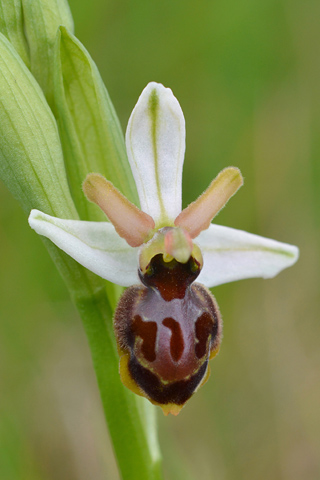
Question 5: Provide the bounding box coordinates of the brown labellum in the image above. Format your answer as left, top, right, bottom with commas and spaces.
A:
114, 253, 222, 415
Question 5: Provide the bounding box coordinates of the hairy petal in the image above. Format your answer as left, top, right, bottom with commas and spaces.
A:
83, 173, 155, 247
196, 224, 299, 288
126, 82, 185, 226
29, 210, 140, 286
175, 167, 243, 238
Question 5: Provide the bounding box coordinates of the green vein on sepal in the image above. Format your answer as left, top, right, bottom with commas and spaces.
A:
205, 245, 297, 258
148, 87, 170, 226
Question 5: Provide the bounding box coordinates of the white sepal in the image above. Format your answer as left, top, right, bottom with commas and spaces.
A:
126, 82, 185, 225
196, 224, 299, 288
28, 210, 140, 286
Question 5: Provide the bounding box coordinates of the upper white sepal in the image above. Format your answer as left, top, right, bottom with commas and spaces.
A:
196, 224, 299, 288
28, 209, 140, 286
126, 82, 185, 225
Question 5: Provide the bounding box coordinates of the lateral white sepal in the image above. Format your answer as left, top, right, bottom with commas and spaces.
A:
28, 210, 140, 286
196, 224, 299, 288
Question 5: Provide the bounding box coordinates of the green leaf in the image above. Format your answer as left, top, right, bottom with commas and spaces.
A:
0, 0, 30, 66
0, 32, 76, 219
21, 0, 74, 106
53, 26, 138, 221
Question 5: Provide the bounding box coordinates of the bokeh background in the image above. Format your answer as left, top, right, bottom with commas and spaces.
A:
0, 0, 319, 478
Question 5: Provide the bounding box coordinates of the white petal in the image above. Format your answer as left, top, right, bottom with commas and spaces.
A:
196, 224, 299, 288
126, 82, 185, 225
28, 210, 140, 286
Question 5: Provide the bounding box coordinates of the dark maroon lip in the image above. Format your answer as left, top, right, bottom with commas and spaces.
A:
114, 252, 222, 407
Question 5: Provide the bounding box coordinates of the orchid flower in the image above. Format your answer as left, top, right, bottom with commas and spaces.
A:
28, 82, 299, 415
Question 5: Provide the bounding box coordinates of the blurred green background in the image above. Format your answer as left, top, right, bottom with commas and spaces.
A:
1, 0, 319, 478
